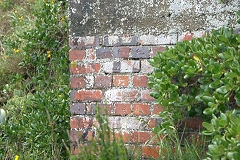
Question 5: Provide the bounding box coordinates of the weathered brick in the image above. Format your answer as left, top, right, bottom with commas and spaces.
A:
113, 61, 121, 72
121, 117, 141, 130
142, 146, 160, 159
141, 89, 155, 102
133, 103, 150, 116
104, 35, 121, 46
133, 131, 151, 143
78, 36, 96, 47
95, 75, 112, 88
69, 49, 85, 61
74, 90, 102, 102
152, 104, 163, 115
115, 103, 131, 115
86, 103, 113, 115
105, 89, 139, 102
141, 60, 154, 74
114, 131, 132, 143
70, 103, 86, 115
113, 47, 130, 58
116, 60, 140, 73
131, 46, 150, 59
113, 75, 130, 87
70, 116, 93, 129
108, 116, 122, 129
96, 48, 113, 59
70, 77, 85, 89
133, 75, 149, 87
151, 46, 165, 57
120, 35, 138, 45
85, 49, 96, 61
139, 35, 157, 45
178, 31, 206, 41
70, 63, 101, 74
157, 33, 177, 44
70, 130, 95, 143
85, 75, 94, 88
102, 62, 113, 73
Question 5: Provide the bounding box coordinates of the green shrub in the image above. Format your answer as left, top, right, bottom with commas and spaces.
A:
202, 110, 240, 159
0, 0, 70, 159
148, 27, 240, 122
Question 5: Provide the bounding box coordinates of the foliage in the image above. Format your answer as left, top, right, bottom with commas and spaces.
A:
152, 111, 206, 160
237, 10, 240, 24
73, 107, 138, 160
0, 0, 69, 159
148, 27, 240, 122
202, 110, 240, 159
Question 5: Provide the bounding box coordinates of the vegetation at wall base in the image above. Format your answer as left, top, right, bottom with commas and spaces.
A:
72, 107, 139, 160
0, 0, 70, 159
149, 26, 240, 159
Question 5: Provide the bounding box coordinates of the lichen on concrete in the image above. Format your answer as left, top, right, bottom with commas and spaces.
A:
69, 0, 240, 36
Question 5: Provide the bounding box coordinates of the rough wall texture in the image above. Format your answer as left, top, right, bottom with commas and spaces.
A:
69, 0, 240, 158
69, 0, 239, 36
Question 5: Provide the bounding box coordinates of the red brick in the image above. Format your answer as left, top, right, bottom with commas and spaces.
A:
69, 50, 85, 61
113, 132, 132, 143
70, 117, 93, 129
147, 119, 157, 129
151, 46, 165, 57
71, 63, 101, 74
113, 75, 130, 87
105, 89, 139, 102
115, 103, 131, 115
141, 89, 155, 102
133, 103, 150, 116
133, 132, 151, 143
182, 32, 193, 41
74, 90, 102, 102
113, 47, 130, 58
142, 146, 160, 158
85, 63, 101, 73
95, 75, 112, 88
153, 104, 163, 115
133, 75, 148, 87
70, 77, 85, 89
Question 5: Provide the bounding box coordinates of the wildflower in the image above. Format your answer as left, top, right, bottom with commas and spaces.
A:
14, 10, 17, 13
61, 17, 65, 21
15, 155, 19, 160
193, 55, 200, 62
13, 49, 20, 53
18, 16, 23, 22
47, 50, 51, 58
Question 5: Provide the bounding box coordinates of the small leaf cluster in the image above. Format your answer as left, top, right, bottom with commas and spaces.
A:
202, 110, 240, 159
149, 27, 240, 122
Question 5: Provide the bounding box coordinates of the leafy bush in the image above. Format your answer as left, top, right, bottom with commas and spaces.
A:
202, 110, 240, 159
73, 107, 138, 160
0, 0, 70, 159
148, 27, 240, 122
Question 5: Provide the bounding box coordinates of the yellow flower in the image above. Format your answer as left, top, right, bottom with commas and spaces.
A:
15, 155, 19, 160
47, 51, 51, 58
61, 17, 65, 21
14, 10, 17, 13
18, 16, 23, 22
13, 49, 20, 53
193, 55, 200, 62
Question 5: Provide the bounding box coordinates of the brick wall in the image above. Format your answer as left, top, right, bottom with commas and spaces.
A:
68, 0, 239, 157
69, 31, 205, 158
